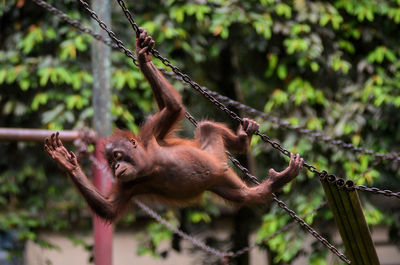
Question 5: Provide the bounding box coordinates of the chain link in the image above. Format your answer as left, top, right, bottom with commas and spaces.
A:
34, 0, 400, 167
133, 199, 231, 258
31, 0, 118, 49
33, 1, 309, 259
34, 0, 400, 200
229, 201, 328, 259
74, 0, 138, 66
36, 0, 398, 261
113, 0, 243, 123
206, 90, 400, 164
225, 150, 350, 263
273, 195, 350, 264
355, 185, 400, 199
85, 151, 230, 257
70, 0, 350, 261
182, 102, 348, 262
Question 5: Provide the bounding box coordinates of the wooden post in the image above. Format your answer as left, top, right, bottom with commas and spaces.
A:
321, 179, 360, 264
321, 176, 380, 265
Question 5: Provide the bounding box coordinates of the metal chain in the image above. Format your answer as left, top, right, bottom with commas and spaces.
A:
225, 152, 350, 263
110, 0, 329, 178
355, 185, 400, 199
112, 0, 242, 122
87, 152, 232, 258
72, 0, 139, 66
31, 0, 118, 49
89, 147, 331, 261
182, 105, 347, 262
35, 0, 392, 261
34, 0, 400, 200
34, 1, 313, 258
206, 91, 400, 163
133, 199, 231, 258
33, 0, 400, 166
273, 195, 350, 263
68, 0, 350, 261
229, 201, 328, 259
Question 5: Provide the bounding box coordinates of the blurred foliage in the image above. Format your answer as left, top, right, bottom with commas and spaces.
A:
1, 0, 400, 264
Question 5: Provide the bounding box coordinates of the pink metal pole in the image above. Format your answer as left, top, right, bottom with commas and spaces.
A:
91, 0, 112, 262
0, 128, 81, 142
93, 138, 113, 265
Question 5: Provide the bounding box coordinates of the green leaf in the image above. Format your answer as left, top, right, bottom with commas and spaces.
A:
310, 62, 319, 72
0, 69, 7, 84
31, 93, 49, 110
188, 211, 211, 223
19, 79, 30, 91
45, 28, 57, 39
170, 6, 185, 23
38, 67, 52, 86
277, 64, 287, 80
275, 3, 292, 18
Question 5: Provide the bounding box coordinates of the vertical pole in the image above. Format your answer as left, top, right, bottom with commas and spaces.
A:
91, 0, 112, 265
93, 140, 113, 265
321, 177, 381, 265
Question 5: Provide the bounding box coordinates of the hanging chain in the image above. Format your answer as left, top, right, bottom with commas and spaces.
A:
85, 151, 232, 258
112, 0, 400, 203
133, 199, 231, 258
86, 144, 332, 260
181, 104, 349, 262
206, 91, 400, 163
109, 0, 334, 178
113, 0, 243, 122
230, 201, 328, 259
33, 1, 317, 259
34, 0, 395, 261
31, 0, 117, 49
33, 0, 400, 166
72, 0, 138, 66
72, 0, 348, 261
355, 186, 400, 199
33, 0, 400, 199
226, 151, 350, 263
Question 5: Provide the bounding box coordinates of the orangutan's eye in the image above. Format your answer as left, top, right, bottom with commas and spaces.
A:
113, 151, 122, 160
130, 138, 137, 147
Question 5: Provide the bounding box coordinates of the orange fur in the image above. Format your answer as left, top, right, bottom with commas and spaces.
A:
44, 29, 303, 223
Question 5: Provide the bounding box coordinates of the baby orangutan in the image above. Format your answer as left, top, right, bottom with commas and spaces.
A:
45, 28, 304, 222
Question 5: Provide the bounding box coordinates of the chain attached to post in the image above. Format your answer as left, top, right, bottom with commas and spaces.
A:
69, 0, 350, 262
34, 0, 399, 262
34, 1, 330, 258
34, 0, 400, 170
33, 0, 400, 199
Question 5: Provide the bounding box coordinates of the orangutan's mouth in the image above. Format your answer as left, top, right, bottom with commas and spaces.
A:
117, 168, 127, 179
